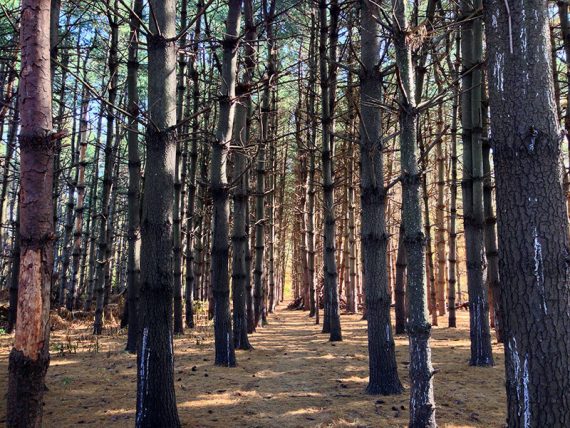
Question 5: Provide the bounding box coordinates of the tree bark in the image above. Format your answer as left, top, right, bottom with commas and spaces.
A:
484, 0, 570, 424
210, 0, 242, 367
135, 0, 181, 425
125, 0, 143, 353
392, 0, 436, 424
461, 0, 494, 366
359, 0, 402, 395
7, 1, 54, 425
319, 0, 341, 341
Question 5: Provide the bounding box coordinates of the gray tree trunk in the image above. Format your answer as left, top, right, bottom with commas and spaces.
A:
484, 0, 570, 424
392, 0, 436, 424
210, 0, 242, 367
359, 0, 402, 395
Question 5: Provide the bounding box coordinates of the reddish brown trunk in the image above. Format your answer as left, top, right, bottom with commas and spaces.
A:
7, 1, 54, 426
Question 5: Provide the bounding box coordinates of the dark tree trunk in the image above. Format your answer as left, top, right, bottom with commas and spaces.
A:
184, 0, 204, 330
232, 88, 252, 350
67, 78, 90, 311
319, 0, 341, 342
93, 5, 119, 334
125, 0, 143, 354
394, 226, 406, 335
210, 0, 242, 367
359, 0, 402, 395
135, 0, 181, 425
484, 0, 570, 424
461, 0, 494, 367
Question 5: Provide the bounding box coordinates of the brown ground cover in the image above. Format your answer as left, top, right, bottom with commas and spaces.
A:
0, 305, 506, 427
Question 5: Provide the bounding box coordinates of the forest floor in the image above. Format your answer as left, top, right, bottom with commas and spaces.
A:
0, 304, 506, 427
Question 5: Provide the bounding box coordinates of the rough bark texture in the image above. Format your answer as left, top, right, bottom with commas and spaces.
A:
7, 1, 54, 426
461, 0, 494, 367
93, 6, 119, 334
125, 0, 143, 353
66, 81, 89, 310
135, 0, 180, 425
359, 0, 402, 395
485, 0, 570, 425
447, 31, 460, 329
393, 0, 436, 424
482, 139, 502, 343
232, 0, 255, 349
210, 0, 242, 367
319, 0, 341, 341
232, 89, 252, 350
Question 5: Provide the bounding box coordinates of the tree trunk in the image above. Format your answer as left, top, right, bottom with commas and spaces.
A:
232, 0, 255, 348
393, 0, 436, 424
184, 0, 204, 330
394, 225, 406, 334
319, 0, 341, 341
135, 0, 181, 426
484, 0, 570, 424
125, 0, 143, 353
447, 30, 460, 328
7, 1, 54, 425
93, 6, 119, 334
232, 87, 252, 350
359, 0, 402, 395
210, 0, 242, 367
66, 79, 90, 310
461, 0, 494, 366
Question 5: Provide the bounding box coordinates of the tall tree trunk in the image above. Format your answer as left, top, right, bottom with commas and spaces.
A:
392, 0, 436, 424
7, 1, 54, 425
210, 0, 242, 367
484, 0, 570, 423
461, 0, 494, 366
7, 197, 20, 334
83, 105, 103, 311
67, 79, 90, 310
125, 0, 143, 353
447, 30, 460, 328
394, 225, 406, 334
232, 86, 252, 350
173, 0, 189, 336
232, 0, 255, 348
135, 0, 181, 425
359, 0, 402, 395
184, 0, 204, 330
482, 139, 502, 343
434, 105, 446, 317
93, 5, 119, 334
319, 0, 341, 341
305, 1, 318, 318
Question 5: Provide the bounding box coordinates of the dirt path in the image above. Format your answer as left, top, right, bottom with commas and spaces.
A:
0, 305, 506, 427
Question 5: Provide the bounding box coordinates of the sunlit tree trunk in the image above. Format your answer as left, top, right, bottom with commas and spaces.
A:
7, 1, 54, 425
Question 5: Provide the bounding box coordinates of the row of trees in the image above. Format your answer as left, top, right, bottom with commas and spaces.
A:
1, 0, 569, 426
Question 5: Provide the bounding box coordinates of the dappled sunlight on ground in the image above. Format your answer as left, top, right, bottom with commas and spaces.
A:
0, 306, 505, 427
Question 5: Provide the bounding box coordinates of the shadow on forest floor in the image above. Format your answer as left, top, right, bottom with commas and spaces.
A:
0, 304, 505, 427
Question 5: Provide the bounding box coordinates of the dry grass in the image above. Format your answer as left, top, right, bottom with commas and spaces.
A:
0, 306, 506, 427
